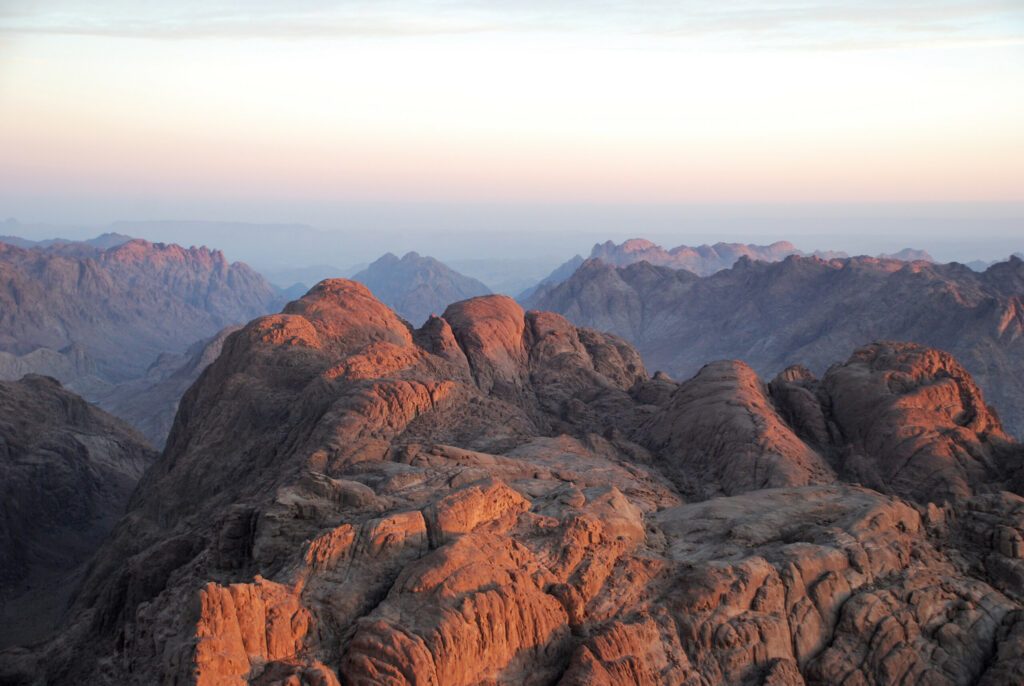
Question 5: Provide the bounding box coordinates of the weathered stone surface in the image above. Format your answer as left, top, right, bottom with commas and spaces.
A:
3, 281, 1023, 686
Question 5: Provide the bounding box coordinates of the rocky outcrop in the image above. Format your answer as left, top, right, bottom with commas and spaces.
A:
352, 252, 491, 325
2, 282, 1022, 686
530, 254, 1024, 436
821, 344, 1012, 501
0, 375, 157, 649
639, 342, 1017, 504
641, 360, 835, 498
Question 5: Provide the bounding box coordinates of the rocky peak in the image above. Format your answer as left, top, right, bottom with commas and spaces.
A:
4, 283, 1024, 686
352, 253, 491, 326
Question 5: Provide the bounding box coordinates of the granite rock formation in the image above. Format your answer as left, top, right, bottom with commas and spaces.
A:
1, 282, 1022, 686
352, 252, 491, 326
529, 254, 1024, 436
0, 375, 157, 649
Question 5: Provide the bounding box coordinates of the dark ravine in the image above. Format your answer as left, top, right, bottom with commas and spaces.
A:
528, 254, 1024, 437
0, 375, 157, 650
95, 326, 243, 448
2, 280, 1023, 685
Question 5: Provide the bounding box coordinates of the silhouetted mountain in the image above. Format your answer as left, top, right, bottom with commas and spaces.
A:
352, 251, 491, 324
590, 238, 803, 274
0, 232, 133, 251
518, 254, 584, 301
966, 253, 1024, 272
529, 254, 1024, 436
879, 247, 934, 262
524, 239, 934, 296
4, 282, 1023, 684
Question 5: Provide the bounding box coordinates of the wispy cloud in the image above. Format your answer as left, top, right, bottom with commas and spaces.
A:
1, 0, 1022, 50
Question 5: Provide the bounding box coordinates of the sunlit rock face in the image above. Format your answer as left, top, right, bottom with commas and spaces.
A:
3, 279, 1023, 686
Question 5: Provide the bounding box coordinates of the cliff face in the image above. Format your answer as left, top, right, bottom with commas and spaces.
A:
0, 239, 282, 383
530, 255, 1024, 436
352, 252, 492, 326
0, 375, 157, 649
3, 280, 1023, 686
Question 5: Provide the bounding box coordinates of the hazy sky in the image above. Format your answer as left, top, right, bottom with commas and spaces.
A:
2, 1, 1023, 228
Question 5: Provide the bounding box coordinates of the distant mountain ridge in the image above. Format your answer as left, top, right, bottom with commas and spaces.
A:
0, 235, 286, 445
0, 231, 133, 250
352, 251, 491, 325
529, 254, 1024, 436
589, 238, 807, 275
523, 238, 935, 297
0, 237, 282, 382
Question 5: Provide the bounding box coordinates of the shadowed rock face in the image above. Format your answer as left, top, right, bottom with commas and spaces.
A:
3, 281, 1023, 686
529, 254, 1024, 436
95, 326, 242, 448
0, 375, 157, 649
352, 252, 492, 326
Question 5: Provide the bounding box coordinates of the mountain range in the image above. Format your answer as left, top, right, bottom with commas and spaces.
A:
525, 239, 937, 298
529, 254, 1024, 437
0, 236, 286, 446
1, 281, 1023, 684
0, 238, 281, 382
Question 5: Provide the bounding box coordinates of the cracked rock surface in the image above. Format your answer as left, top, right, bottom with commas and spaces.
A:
2, 279, 1022, 686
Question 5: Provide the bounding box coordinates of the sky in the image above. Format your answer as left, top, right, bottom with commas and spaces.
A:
1, 1, 1023, 244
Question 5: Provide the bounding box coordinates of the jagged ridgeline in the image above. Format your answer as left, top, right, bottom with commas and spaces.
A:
2, 279, 1023, 685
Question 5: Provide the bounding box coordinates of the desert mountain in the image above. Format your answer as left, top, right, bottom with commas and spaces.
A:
0, 237, 286, 444
518, 254, 585, 300
352, 251, 491, 325
3, 281, 1023, 685
0, 375, 157, 649
529, 254, 1024, 437
879, 247, 935, 262
525, 239, 937, 297
0, 238, 281, 383
96, 326, 242, 447
590, 238, 804, 274
0, 232, 133, 251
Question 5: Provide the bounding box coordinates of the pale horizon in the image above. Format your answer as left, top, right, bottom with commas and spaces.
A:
3, 1, 1024, 227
